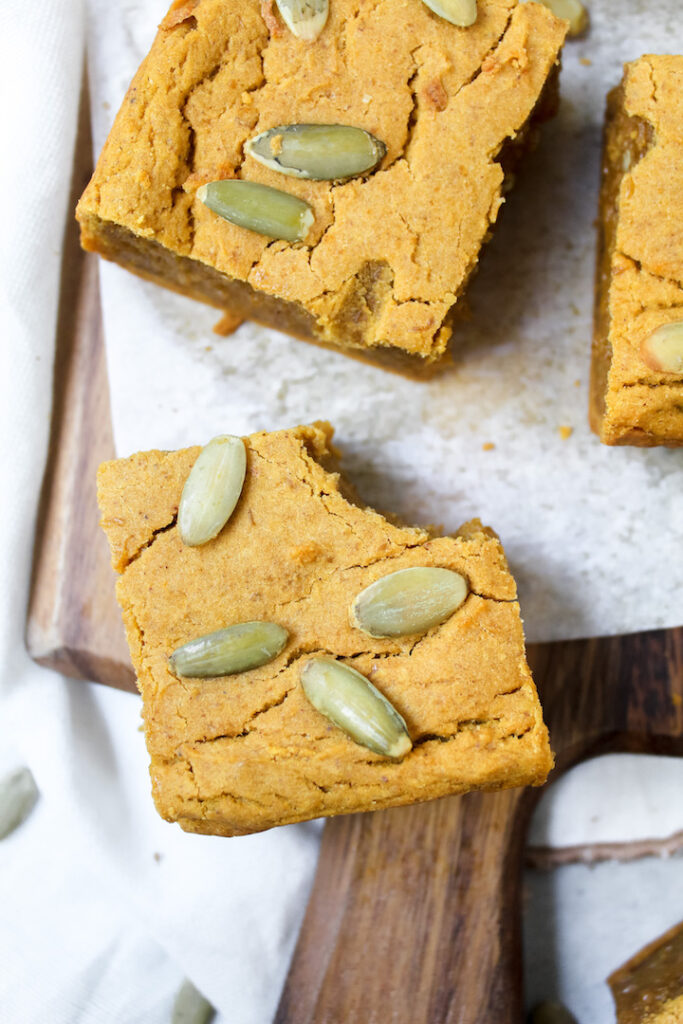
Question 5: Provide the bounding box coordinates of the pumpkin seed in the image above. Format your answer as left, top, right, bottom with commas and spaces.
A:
246, 124, 386, 181
640, 321, 683, 374
178, 435, 246, 547
0, 767, 39, 840
301, 657, 412, 759
197, 181, 314, 243
522, 0, 588, 36
170, 622, 289, 678
172, 979, 216, 1024
275, 0, 328, 40
420, 0, 477, 28
350, 566, 469, 638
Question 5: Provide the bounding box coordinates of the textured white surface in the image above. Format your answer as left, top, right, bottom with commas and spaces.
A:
87, 0, 683, 644
529, 753, 683, 848
524, 852, 683, 1023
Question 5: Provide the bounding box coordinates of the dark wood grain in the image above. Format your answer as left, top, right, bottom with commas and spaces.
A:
26, 80, 683, 1024
275, 629, 683, 1024
26, 81, 135, 692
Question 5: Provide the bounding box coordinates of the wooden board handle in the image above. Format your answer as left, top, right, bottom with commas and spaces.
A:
275, 628, 683, 1024
276, 789, 527, 1024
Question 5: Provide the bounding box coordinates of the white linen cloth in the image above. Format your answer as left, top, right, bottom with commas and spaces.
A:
0, 0, 681, 1022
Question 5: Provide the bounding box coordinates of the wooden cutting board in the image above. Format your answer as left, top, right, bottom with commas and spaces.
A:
27, 86, 683, 1023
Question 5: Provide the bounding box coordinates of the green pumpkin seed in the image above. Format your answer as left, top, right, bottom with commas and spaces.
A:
350, 566, 469, 639
170, 621, 289, 678
0, 767, 39, 840
172, 979, 216, 1024
301, 657, 412, 759
524, 0, 588, 36
420, 0, 477, 27
178, 435, 246, 547
246, 124, 386, 181
640, 321, 683, 374
275, 0, 328, 39
197, 181, 314, 243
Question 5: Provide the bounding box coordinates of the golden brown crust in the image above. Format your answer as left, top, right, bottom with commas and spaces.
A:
591, 55, 683, 447
97, 423, 552, 837
609, 921, 683, 1024
78, 0, 566, 369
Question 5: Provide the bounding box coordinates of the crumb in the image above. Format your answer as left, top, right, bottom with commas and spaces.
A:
153, 852, 163, 863
482, 442, 495, 451
574, 379, 581, 387
558, 426, 573, 440
289, 542, 323, 565
160, 0, 199, 29
269, 133, 284, 156
423, 78, 448, 112
237, 106, 259, 130
213, 312, 244, 337
580, 57, 592, 67
137, 723, 144, 732
260, 0, 283, 35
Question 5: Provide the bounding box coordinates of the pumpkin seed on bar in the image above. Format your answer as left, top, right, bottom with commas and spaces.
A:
0, 767, 39, 840
640, 320, 683, 374
170, 622, 289, 678
420, 0, 477, 28
301, 657, 412, 759
172, 979, 216, 1024
246, 124, 386, 181
275, 0, 328, 40
526, 0, 588, 37
350, 567, 469, 639
197, 181, 314, 243
178, 434, 246, 547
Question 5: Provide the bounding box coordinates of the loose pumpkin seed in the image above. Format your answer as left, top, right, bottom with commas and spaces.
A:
350, 566, 469, 639
246, 124, 386, 181
0, 767, 39, 840
301, 657, 412, 759
178, 435, 246, 547
170, 622, 289, 678
197, 181, 314, 243
420, 0, 477, 28
275, 0, 328, 40
172, 979, 216, 1024
640, 321, 683, 374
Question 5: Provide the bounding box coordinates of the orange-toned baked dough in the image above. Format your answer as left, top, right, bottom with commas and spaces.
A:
98, 423, 552, 836
78, 0, 566, 373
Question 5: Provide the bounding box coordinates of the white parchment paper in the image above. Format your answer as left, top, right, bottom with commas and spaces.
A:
86, 0, 683, 644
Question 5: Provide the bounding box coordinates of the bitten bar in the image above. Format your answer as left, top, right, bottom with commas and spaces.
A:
97, 423, 552, 836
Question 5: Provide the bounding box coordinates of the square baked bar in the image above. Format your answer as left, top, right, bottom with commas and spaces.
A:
78, 0, 566, 374
98, 423, 552, 836
591, 55, 683, 446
